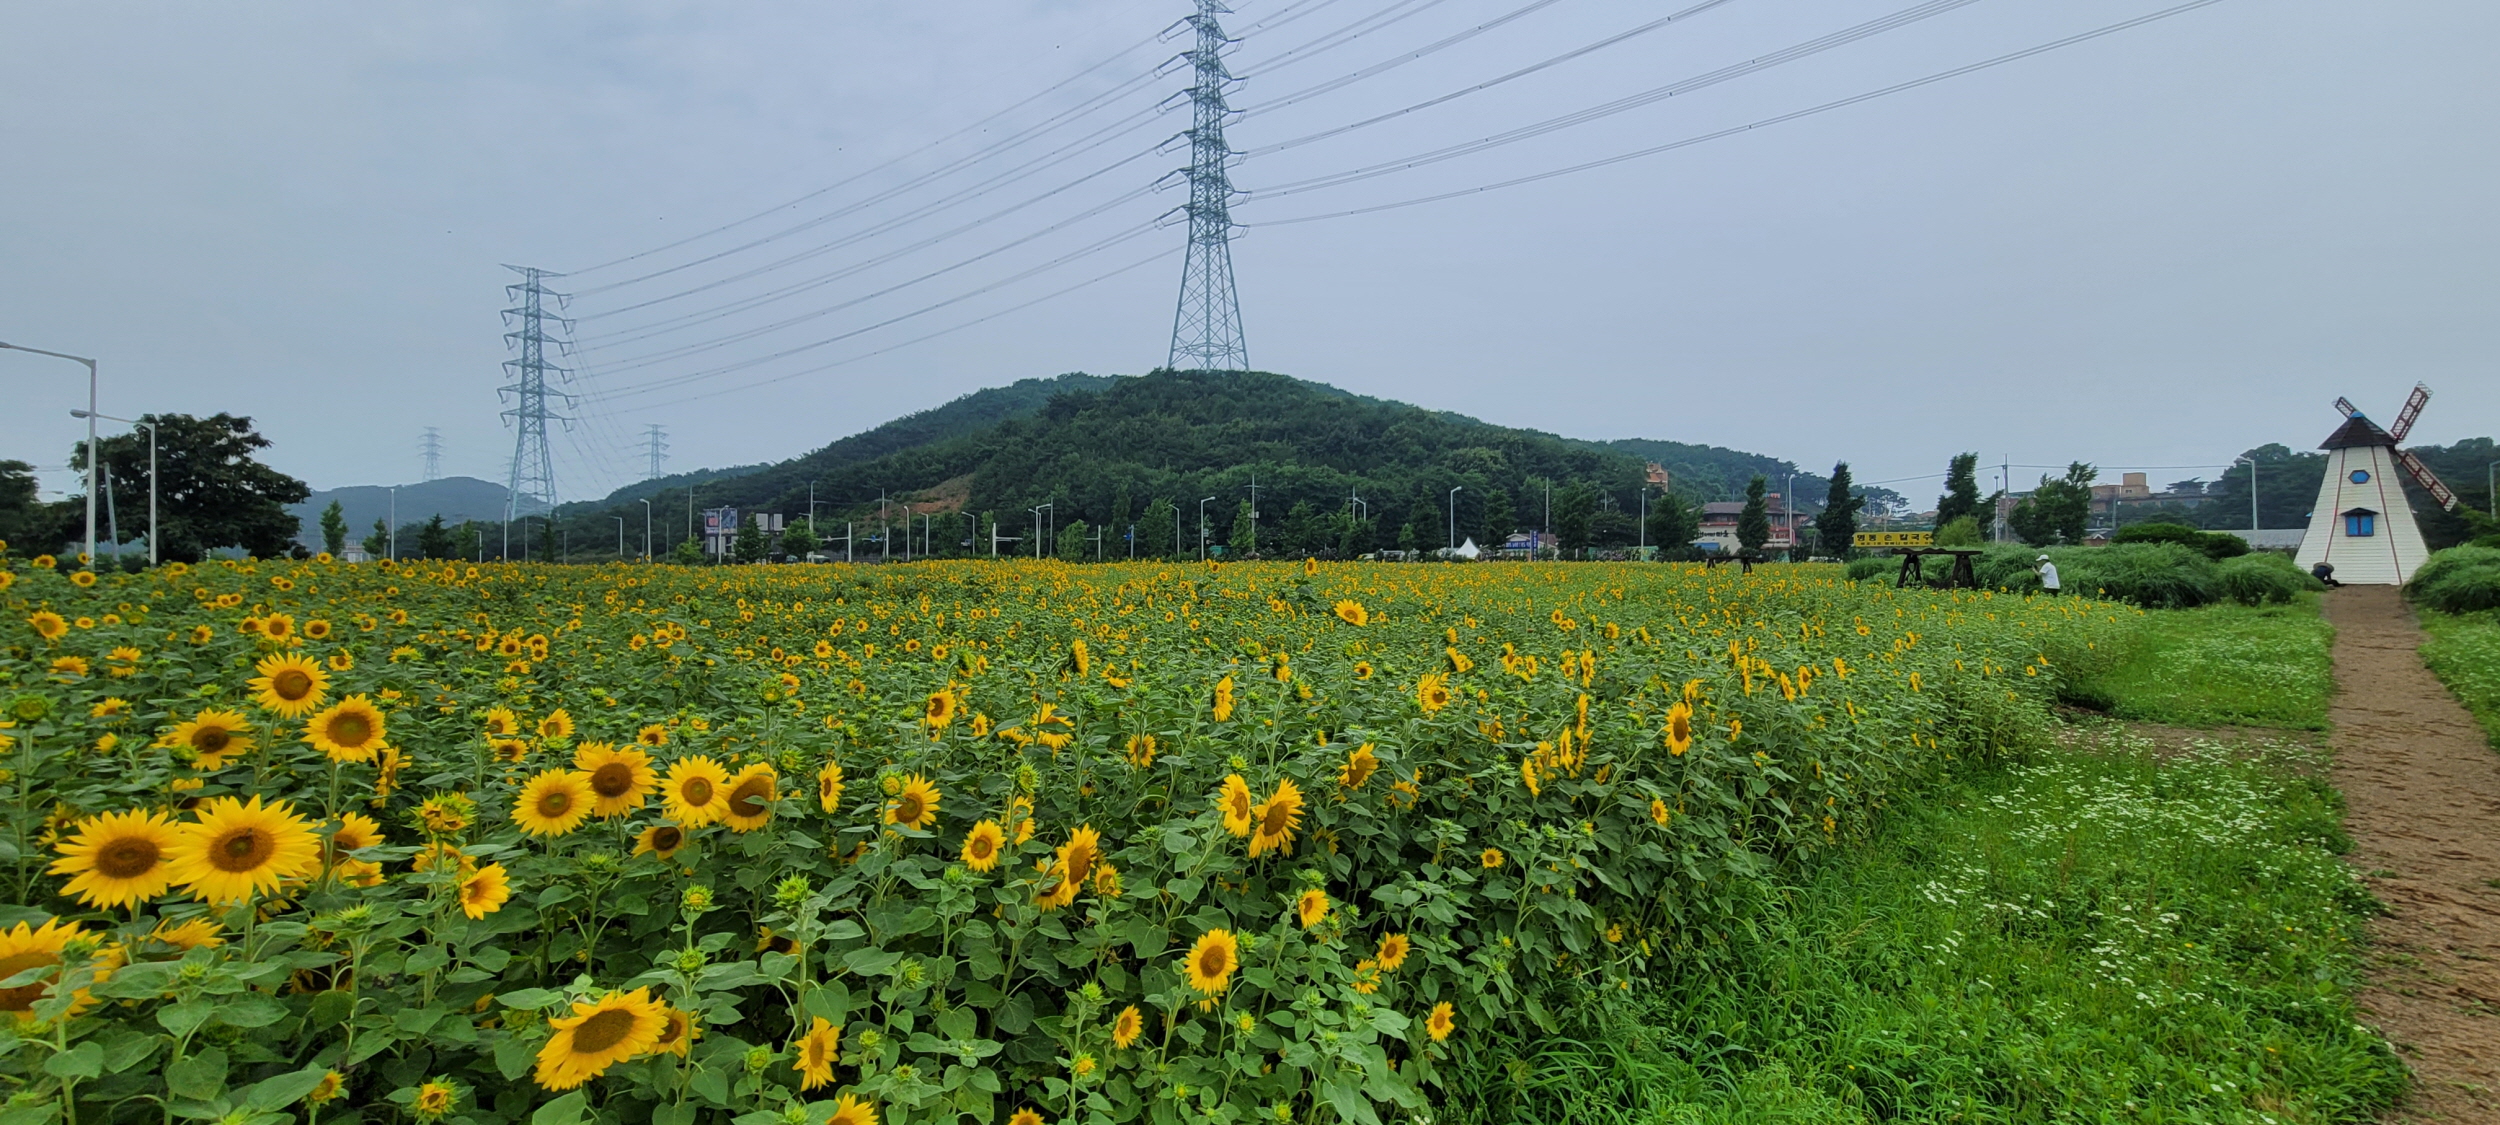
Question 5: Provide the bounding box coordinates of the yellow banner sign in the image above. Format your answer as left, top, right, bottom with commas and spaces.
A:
1853, 531, 1934, 547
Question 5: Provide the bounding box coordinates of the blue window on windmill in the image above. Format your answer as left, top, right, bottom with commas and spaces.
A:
2349, 469, 2371, 484
2344, 508, 2377, 537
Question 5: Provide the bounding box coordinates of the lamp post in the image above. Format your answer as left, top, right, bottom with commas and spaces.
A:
69, 410, 156, 566
389, 487, 399, 561
1198, 496, 1215, 561
1447, 486, 1462, 553
2487, 461, 2497, 518
640, 499, 652, 560
614, 516, 625, 560
2, 341, 99, 564
2236, 454, 2260, 532
1030, 504, 1053, 559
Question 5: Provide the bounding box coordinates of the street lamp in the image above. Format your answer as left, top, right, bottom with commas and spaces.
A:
69, 409, 156, 566
1198, 496, 1216, 561
614, 516, 625, 560
2235, 455, 2260, 532
1029, 503, 1053, 559
3, 341, 100, 564
388, 487, 399, 561
640, 499, 652, 560
1447, 486, 1462, 553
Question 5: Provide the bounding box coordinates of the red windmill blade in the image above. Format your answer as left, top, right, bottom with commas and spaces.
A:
2393, 449, 2461, 511
2389, 383, 2431, 442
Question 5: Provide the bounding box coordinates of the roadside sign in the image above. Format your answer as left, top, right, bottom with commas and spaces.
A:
1853, 531, 1933, 547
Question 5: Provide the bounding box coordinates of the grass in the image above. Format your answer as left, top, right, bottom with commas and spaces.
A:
2419, 607, 2500, 749
1442, 733, 2404, 1125
2065, 596, 2335, 728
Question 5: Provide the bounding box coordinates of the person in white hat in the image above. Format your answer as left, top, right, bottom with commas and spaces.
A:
2036, 554, 2060, 596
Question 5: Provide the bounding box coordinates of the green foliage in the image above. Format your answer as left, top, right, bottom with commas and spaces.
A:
1935, 453, 1982, 529
1227, 500, 1255, 557
2210, 443, 2329, 532
1843, 557, 1892, 582
2111, 520, 2250, 559
361, 517, 388, 561
2216, 552, 2321, 606
2009, 462, 2095, 547
1976, 544, 2221, 609
1480, 488, 1514, 545
1551, 482, 1594, 553
781, 519, 818, 560
1813, 462, 1863, 557
1056, 518, 1090, 561
415, 514, 456, 561
1443, 734, 2402, 1123
1735, 476, 1770, 556
1644, 491, 1700, 559
731, 516, 770, 564
318, 501, 348, 556
2066, 598, 2335, 727
79, 413, 309, 562
1933, 515, 1984, 548
1141, 497, 1179, 558
2406, 545, 2500, 615
667, 536, 705, 565
2420, 608, 2500, 749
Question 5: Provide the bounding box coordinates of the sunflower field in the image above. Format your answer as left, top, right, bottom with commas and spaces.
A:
0, 552, 2131, 1125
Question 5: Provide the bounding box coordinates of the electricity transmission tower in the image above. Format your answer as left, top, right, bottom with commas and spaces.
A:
1165, 0, 1248, 373
419, 427, 443, 482
499, 266, 573, 544
643, 424, 669, 481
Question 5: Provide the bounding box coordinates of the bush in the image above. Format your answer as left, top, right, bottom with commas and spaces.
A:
2111, 521, 2250, 560
1844, 557, 1892, 582
2408, 546, 2500, 614
2216, 552, 2319, 606
1973, 544, 2222, 608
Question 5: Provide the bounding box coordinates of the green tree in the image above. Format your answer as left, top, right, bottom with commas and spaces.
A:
732, 516, 771, 564
1935, 453, 1982, 529
1589, 508, 1636, 549
2011, 462, 2096, 547
416, 514, 456, 560
668, 537, 705, 565
1645, 490, 1701, 558
1736, 476, 1773, 556
1228, 501, 1255, 557
1480, 488, 1514, 546
318, 501, 348, 556
1553, 482, 1596, 553
1338, 514, 1374, 558
1057, 519, 1090, 561
454, 520, 482, 562
782, 519, 818, 560
1815, 462, 1865, 557
361, 518, 389, 560
1142, 497, 1178, 558
1934, 515, 1985, 547
79, 413, 309, 562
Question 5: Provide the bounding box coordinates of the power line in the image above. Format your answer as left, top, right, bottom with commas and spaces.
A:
1232, 0, 1459, 80
1168, 0, 1250, 372
500, 267, 574, 538
1232, 0, 1571, 113
1242, 0, 2226, 224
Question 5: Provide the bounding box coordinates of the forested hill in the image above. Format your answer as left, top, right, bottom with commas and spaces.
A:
590, 370, 1832, 558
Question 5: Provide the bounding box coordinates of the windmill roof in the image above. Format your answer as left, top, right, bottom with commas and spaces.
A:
2321, 413, 2396, 449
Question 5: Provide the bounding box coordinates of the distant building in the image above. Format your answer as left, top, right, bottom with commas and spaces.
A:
2088, 471, 2156, 522
1645, 462, 1671, 490
1697, 493, 1811, 554
1499, 531, 1556, 557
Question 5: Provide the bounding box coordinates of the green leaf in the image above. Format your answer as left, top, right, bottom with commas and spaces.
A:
691, 1063, 732, 1105
497, 987, 562, 1010
652, 1103, 698, 1125
166, 1047, 229, 1100
842, 947, 904, 977
156, 999, 215, 1037
496, 1034, 539, 1080
531, 1091, 589, 1125
43, 1041, 102, 1081
243, 1065, 335, 1111
216, 994, 288, 1029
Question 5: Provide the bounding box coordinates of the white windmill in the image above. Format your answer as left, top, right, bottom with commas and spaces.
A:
2293, 383, 2462, 585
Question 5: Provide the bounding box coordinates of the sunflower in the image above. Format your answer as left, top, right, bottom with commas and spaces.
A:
1663, 701, 1694, 756
574, 743, 656, 817
1354, 661, 1375, 681
1211, 675, 1236, 722
533, 988, 667, 1090
1376, 932, 1412, 971
149, 917, 225, 950
1036, 824, 1102, 910
327, 651, 354, 672
482, 708, 520, 738
49, 808, 180, 908
660, 756, 732, 828
28, 611, 68, 641
415, 794, 474, 835
1248, 779, 1304, 859
923, 690, 956, 733
1427, 1001, 1456, 1042
166, 709, 255, 770
1010, 1112, 1045, 1125
304, 695, 389, 763
1068, 638, 1090, 677
0, 918, 107, 1020
1650, 798, 1671, 826
634, 723, 669, 747
1111, 1004, 1144, 1049
792, 1016, 842, 1090
1183, 928, 1238, 995
1124, 733, 1158, 769
1333, 599, 1369, 626
537, 709, 575, 741
1519, 757, 1541, 797
633, 823, 689, 861
721, 764, 779, 832
1218, 775, 1255, 837
412, 842, 477, 877
1340, 744, 1379, 790
492, 737, 531, 764
261, 613, 295, 641
651, 1006, 700, 1057
824, 1095, 877, 1125
960, 819, 1005, 873
247, 653, 329, 718
1416, 673, 1452, 715
797, 765, 842, 820
459, 863, 512, 919
884, 773, 941, 831
1480, 847, 1505, 869
185, 624, 214, 645
165, 796, 322, 904
307, 1071, 345, 1105
1296, 888, 1330, 929
513, 770, 594, 837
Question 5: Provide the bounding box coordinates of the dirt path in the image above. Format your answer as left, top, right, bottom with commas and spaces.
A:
2327, 586, 2500, 1121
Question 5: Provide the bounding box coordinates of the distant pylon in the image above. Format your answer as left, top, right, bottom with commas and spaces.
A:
643, 424, 669, 481
420, 427, 444, 482
1165, 0, 1248, 373
499, 266, 574, 531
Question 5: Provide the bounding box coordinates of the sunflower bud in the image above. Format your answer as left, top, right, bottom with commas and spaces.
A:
772, 876, 812, 908
674, 947, 708, 974
742, 1046, 773, 1074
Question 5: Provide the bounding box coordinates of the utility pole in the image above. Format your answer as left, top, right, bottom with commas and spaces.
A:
420, 427, 444, 482
644, 425, 669, 481
1198, 496, 1215, 560
1447, 486, 1462, 553
388, 487, 398, 561
1244, 473, 1259, 557
1165, 0, 1248, 373
70, 410, 155, 566
640, 498, 652, 560
499, 265, 573, 557
0, 341, 100, 565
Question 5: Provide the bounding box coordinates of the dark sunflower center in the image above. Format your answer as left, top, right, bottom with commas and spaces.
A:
1671, 714, 1690, 741
463, 878, 493, 904
273, 670, 312, 699
211, 827, 275, 873
193, 728, 231, 754
96, 835, 163, 879
728, 779, 771, 818
536, 790, 574, 817
590, 763, 634, 798
1198, 946, 1228, 977
1260, 803, 1293, 838
681, 778, 714, 806
651, 827, 683, 851
0, 952, 57, 1011
895, 795, 925, 823
968, 835, 995, 860
570, 1007, 639, 1055
654, 1015, 684, 1047
328, 715, 371, 746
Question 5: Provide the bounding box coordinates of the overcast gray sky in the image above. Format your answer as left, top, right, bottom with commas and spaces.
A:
4, 0, 2494, 506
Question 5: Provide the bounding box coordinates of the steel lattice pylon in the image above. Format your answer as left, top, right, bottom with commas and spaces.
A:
1165, 0, 1247, 373
499, 265, 574, 535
